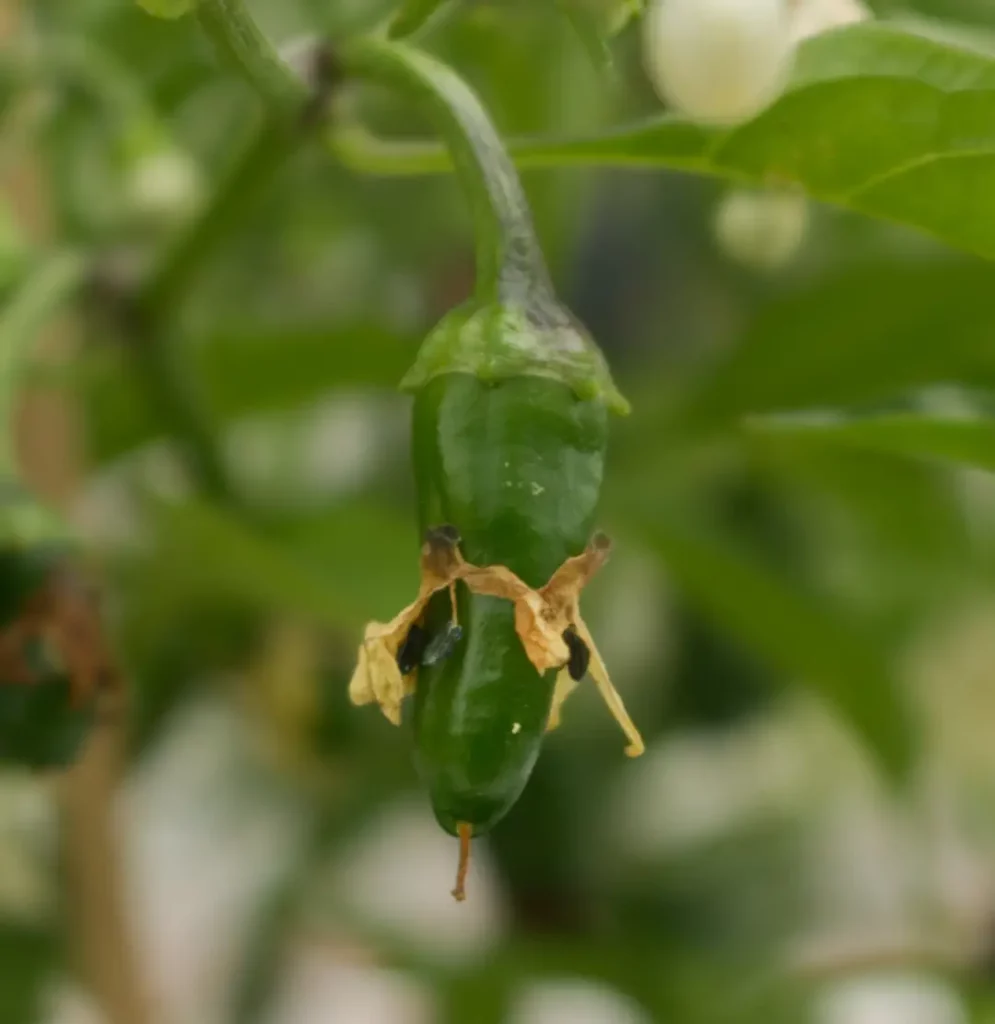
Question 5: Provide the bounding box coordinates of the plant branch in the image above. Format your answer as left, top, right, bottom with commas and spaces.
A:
58, 721, 152, 1024
329, 118, 709, 177
0, 252, 87, 473
136, 115, 303, 322
338, 37, 552, 305
196, 0, 308, 115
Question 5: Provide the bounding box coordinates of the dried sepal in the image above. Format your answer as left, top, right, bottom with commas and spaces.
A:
571, 614, 644, 757
547, 667, 579, 732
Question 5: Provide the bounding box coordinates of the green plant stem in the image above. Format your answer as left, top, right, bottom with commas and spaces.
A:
339, 37, 553, 306
130, 117, 301, 504
0, 252, 87, 474
329, 117, 710, 177
137, 115, 302, 320
196, 0, 308, 115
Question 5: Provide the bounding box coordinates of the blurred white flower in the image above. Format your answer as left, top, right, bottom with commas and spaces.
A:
127, 148, 201, 224
123, 698, 307, 1024
609, 713, 813, 861
70, 464, 146, 552
268, 957, 433, 1024
507, 978, 652, 1024
714, 187, 809, 270
331, 798, 507, 967
643, 0, 795, 124
40, 981, 106, 1024
813, 973, 965, 1024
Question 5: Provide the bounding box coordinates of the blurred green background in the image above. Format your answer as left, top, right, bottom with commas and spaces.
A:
6, 0, 995, 1021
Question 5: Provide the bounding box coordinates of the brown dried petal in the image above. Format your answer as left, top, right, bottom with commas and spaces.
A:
348, 530, 467, 725
573, 614, 644, 758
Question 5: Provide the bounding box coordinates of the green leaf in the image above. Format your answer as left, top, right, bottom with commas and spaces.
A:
636, 505, 917, 780
556, 22, 995, 259
554, 0, 616, 78
84, 322, 416, 464
0, 923, 56, 1024
146, 498, 418, 631
337, 23, 995, 260
744, 412, 995, 474
674, 258, 995, 429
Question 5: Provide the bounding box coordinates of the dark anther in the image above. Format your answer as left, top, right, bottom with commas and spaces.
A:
423, 622, 464, 667
397, 624, 428, 676
562, 625, 590, 682
589, 531, 612, 555
425, 524, 461, 547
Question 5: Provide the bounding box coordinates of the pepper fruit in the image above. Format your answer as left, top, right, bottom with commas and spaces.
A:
0, 254, 118, 770
344, 39, 643, 899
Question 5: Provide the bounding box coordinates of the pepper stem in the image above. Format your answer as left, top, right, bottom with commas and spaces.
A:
452, 821, 472, 902
338, 38, 554, 309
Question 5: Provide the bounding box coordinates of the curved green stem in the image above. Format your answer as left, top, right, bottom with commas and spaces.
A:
138, 113, 299, 320
196, 0, 308, 115
339, 37, 553, 307
330, 117, 713, 177
0, 252, 87, 475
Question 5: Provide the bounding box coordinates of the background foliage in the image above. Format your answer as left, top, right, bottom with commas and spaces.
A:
7, 0, 995, 1021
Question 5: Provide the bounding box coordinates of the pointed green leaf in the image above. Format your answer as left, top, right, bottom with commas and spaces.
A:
744, 412, 995, 474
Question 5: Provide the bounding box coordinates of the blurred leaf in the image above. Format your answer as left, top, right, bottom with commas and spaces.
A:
85, 322, 417, 463
554, 0, 615, 78
635, 504, 917, 779
743, 433, 972, 569
744, 412, 995, 474
673, 258, 995, 429
146, 497, 417, 632
0, 922, 56, 1024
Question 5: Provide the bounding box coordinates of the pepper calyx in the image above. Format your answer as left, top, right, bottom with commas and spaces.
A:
399, 301, 630, 415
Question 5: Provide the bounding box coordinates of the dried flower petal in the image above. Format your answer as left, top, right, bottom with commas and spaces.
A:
349, 529, 644, 756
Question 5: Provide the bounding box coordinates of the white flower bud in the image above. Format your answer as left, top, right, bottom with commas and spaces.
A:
790, 0, 870, 45
126, 148, 202, 224
713, 187, 809, 270
643, 0, 795, 125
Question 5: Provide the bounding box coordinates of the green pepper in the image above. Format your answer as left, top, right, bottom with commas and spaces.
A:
0, 254, 114, 770
345, 39, 643, 899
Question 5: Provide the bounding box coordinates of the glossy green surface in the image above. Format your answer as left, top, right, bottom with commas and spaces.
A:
411, 372, 607, 835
